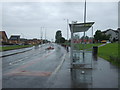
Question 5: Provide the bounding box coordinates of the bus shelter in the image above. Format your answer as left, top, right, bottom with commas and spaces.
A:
69, 21, 95, 88
69, 21, 94, 68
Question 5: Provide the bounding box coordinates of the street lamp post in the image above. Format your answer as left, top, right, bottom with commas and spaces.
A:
40, 27, 43, 46
66, 19, 69, 52
83, 0, 86, 51
64, 18, 69, 41
64, 18, 69, 52
45, 27, 47, 43
67, 19, 69, 41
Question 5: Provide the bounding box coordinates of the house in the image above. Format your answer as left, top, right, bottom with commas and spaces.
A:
26, 39, 41, 45
20, 38, 28, 45
0, 31, 8, 45
9, 35, 20, 44
102, 29, 119, 42
117, 28, 120, 41
25, 39, 35, 45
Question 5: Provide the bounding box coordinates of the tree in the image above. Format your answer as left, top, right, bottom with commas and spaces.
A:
94, 30, 102, 42
94, 30, 110, 42
55, 30, 66, 44
81, 36, 89, 40
60, 37, 65, 43
55, 30, 62, 43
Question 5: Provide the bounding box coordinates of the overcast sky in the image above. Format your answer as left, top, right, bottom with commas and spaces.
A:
0, 1, 118, 41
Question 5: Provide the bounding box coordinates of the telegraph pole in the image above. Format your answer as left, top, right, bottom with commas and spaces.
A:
45, 28, 46, 43
41, 27, 43, 45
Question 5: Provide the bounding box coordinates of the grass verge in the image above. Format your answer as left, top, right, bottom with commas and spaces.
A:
0, 45, 33, 51
98, 43, 120, 67
74, 43, 102, 50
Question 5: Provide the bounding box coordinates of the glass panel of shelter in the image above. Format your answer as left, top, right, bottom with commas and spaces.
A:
71, 28, 93, 88
72, 29, 93, 69
70, 22, 95, 88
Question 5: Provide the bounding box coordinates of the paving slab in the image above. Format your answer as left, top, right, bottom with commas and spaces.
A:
52, 51, 119, 88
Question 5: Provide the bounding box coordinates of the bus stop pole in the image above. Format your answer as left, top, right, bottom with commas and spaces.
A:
70, 21, 74, 69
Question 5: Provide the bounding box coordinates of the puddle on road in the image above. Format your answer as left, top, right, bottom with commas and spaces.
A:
4, 70, 52, 77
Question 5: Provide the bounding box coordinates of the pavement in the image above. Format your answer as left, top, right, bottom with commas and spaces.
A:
47, 50, 119, 88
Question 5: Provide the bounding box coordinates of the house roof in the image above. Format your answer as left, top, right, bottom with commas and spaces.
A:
102, 29, 118, 33
0, 31, 8, 39
9, 35, 20, 40
117, 28, 120, 30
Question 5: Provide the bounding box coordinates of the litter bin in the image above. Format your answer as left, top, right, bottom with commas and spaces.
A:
92, 46, 98, 55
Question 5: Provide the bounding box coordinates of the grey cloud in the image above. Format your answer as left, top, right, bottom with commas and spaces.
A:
1, 2, 118, 40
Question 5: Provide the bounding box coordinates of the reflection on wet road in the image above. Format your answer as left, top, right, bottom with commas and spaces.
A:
2, 43, 66, 88
2, 43, 119, 88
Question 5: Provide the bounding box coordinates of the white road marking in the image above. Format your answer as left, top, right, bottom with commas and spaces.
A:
8, 44, 54, 66
52, 53, 66, 75
9, 56, 29, 65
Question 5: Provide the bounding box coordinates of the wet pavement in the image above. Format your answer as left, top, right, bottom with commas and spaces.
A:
45, 51, 119, 88
92, 56, 119, 88
2, 43, 120, 88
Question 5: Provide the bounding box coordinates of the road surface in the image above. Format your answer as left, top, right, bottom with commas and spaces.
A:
2, 43, 67, 88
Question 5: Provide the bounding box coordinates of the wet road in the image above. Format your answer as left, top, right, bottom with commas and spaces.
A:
2, 43, 67, 88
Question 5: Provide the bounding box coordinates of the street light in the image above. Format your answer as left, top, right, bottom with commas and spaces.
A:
44, 27, 47, 43
64, 18, 69, 51
67, 19, 69, 41
64, 19, 69, 40
40, 27, 43, 46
